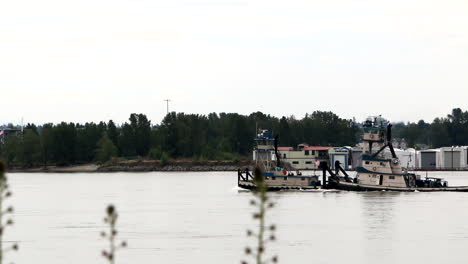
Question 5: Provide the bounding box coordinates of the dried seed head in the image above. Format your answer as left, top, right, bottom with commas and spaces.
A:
246, 230, 253, 236
6, 219, 13, 225
270, 235, 276, 241
272, 256, 278, 263
100, 231, 106, 237
245, 247, 251, 255
250, 200, 256, 206
121, 241, 127, 247
12, 244, 18, 251
269, 225, 276, 231
106, 205, 115, 216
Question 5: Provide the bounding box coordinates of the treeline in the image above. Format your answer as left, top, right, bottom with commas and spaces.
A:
2, 108, 468, 168
392, 108, 468, 149
0, 111, 358, 167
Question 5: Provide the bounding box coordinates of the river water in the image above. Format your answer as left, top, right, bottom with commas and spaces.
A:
5, 171, 468, 264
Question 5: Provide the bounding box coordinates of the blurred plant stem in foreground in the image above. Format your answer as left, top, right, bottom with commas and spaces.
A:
0, 161, 18, 264
241, 167, 278, 264
101, 204, 127, 264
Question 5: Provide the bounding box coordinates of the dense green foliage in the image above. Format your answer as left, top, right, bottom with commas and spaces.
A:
2, 108, 468, 167
392, 108, 468, 149
0, 111, 357, 167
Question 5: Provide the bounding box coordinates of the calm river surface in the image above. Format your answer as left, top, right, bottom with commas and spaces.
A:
5, 171, 468, 264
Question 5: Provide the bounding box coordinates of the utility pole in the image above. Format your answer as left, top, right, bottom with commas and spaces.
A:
164, 99, 171, 115
452, 146, 454, 170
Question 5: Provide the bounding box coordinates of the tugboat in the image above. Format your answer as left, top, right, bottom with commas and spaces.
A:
325, 116, 468, 192
237, 129, 321, 191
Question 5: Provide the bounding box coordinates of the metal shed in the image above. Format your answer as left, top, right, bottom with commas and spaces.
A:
440, 147, 463, 169
419, 150, 439, 170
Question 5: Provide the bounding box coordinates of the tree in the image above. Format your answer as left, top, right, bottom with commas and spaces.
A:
22, 130, 41, 167
119, 123, 136, 157
0, 134, 21, 167
107, 120, 119, 151
133, 114, 151, 156
51, 122, 77, 165
119, 114, 151, 157
40, 124, 54, 167
95, 134, 118, 164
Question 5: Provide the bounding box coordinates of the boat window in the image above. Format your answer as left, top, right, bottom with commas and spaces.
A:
305, 161, 312, 164
305, 150, 309, 155
312, 150, 316, 155
365, 161, 370, 165
292, 161, 299, 164
389, 176, 395, 179
284, 177, 287, 180
272, 177, 276, 180
301, 177, 305, 181
283, 154, 286, 158
380, 162, 384, 166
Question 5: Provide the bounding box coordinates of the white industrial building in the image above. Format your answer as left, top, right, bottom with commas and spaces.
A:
417, 147, 468, 170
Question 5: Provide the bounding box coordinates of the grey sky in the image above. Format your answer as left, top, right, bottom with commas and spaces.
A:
1, 0, 467, 125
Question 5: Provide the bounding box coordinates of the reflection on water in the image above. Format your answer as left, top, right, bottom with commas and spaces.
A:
5, 171, 468, 264
360, 192, 399, 240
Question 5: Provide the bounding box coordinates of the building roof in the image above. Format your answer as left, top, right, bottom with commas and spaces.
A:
277, 147, 294, 151
277, 146, 331, 151
303, 146, 332, 151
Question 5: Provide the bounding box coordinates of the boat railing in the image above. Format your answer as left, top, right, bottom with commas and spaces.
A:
238, 168, 254, 182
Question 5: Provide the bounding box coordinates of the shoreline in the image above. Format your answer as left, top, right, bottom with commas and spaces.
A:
9, 160, 468, 173
8, 159, 256, 173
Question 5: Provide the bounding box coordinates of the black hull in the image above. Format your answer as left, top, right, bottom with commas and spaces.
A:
329, 181, 468, 192
238, 181, 321, 191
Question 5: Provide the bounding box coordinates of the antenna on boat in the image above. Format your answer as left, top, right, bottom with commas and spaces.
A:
274, 135, 281, 168
387, 124, 397, 159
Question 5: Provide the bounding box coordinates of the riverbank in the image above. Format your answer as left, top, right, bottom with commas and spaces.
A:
8, 159, 255, 173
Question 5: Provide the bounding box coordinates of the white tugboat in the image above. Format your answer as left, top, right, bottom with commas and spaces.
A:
326, 116, 468, 192
237, 129, 321, 191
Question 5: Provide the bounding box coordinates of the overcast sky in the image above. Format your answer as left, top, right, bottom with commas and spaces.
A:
1, 0, 467, 125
